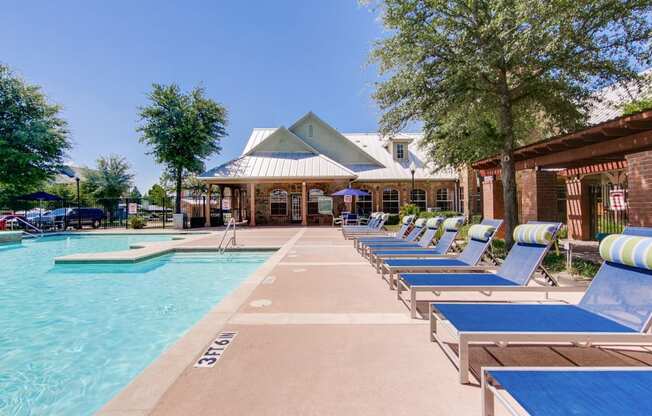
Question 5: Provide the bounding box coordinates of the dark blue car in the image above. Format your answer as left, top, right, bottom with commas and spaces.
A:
48, 207, 105, 229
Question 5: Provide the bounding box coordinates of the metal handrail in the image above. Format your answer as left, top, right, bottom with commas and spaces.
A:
9, 216, 44, 236
218, 218, 236, 254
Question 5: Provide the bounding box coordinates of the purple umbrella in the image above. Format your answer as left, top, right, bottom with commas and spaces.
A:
331, 188, 370, 197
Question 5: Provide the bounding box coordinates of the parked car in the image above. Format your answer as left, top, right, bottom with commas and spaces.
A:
26, 210, 54, 229
47, 207, 105, 229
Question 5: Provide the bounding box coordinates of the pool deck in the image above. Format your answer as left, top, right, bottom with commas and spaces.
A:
96, 226, 652, 416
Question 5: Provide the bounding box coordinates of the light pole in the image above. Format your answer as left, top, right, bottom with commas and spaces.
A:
409, 161, 416, 204
76, 177, 81, 229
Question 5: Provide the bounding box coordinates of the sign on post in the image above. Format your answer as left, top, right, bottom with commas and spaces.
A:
128, 202, 138, 215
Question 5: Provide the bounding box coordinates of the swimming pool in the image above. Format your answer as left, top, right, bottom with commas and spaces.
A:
0, 235, 271, 415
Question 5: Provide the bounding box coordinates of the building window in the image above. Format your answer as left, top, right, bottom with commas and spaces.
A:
458, 187, 465, 213
394, 143, 405, 160
308, 124, 314, 138
308, 188, 324, 214
411, 188, 427, 211
436, 188, 451, 211
270, 189, 288, 216
356, 190, 373, 215
382, 188, 400, 214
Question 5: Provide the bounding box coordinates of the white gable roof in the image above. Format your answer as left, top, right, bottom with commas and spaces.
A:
201, 112, 457, 181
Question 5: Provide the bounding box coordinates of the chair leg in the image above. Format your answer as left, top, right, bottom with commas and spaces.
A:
458, 336, 470, 384
410, 288, 417, 319
481, 373, 495, 416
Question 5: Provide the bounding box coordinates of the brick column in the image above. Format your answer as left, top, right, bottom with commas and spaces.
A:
248, 183, 256, 227
301, 182, 307, 226
204, 185, 212, 227
482, 176, 504, 220
626, 150, 652, 227
565, 177, 590, 240
519, 169, 558, 223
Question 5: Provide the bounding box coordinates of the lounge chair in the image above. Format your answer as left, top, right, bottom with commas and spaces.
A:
354, 215, 415, 252
481, 367, 652, 416
369, 216, 459, 271
397, 223, 572, 318
430, 232, 652, 383
360, 218, 429, 258
342, 213, 387, 238
380, 219, 503, 289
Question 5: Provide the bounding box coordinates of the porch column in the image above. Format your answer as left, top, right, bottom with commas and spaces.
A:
626, 150, 652, 227
519, 168, 558, 223
204, 185, 212, 227
482, 175, 504, 238
565, 177, 590, 240
249, 183, 256, 227
301, 182, 307, 226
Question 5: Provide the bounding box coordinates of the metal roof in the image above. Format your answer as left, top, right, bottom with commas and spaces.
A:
201, 113, 457, 182
587, 69, 652, 125
201, 151, 356, 180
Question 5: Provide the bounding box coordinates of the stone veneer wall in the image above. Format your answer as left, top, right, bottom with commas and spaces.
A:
251, 180, 459, 225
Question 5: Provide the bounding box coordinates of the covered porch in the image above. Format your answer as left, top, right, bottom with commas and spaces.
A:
474, 110, 652, 240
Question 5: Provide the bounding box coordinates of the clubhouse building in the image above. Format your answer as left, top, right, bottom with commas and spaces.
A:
199, 112, 473, 226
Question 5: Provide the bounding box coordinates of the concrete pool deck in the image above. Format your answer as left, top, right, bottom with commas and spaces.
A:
96, 226, 652, 416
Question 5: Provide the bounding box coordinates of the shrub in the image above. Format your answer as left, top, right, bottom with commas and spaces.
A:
399, 204, 420, 219
385, 214, 400, 226
129, 215, 146, 229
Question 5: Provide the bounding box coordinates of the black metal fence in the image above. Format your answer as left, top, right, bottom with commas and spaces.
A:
588, 182, 628, 238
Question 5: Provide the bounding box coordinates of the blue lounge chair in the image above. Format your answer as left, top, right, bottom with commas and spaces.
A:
396, 223, 567, 318
361, 218, 429, 257
369, 216, 459, 271
342, 213, 387, 239
481, 367, 652, 416
354, 215, 415, 252
430, 232, 652, 383
381, 219, 503, 289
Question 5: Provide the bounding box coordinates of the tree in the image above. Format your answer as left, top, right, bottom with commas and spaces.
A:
146, 184, 171, 207
129, 186, 142, 203
83, 155, 134, 213
138, 84, 228, 213
369, 0, 652, 246
0, 64, 70, 207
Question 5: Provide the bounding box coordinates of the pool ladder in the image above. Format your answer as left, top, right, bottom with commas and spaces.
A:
218, 218, 236, 254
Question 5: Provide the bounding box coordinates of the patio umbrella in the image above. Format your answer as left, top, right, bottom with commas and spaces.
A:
331, 188, 370, 217
15, 191, 63, 201
330, 188, 369, 197
15, 192, 63, 227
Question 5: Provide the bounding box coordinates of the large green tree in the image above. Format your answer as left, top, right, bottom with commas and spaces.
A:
146, 184, 171, 207
82, 155, 134, 212
369, 0, 652, 246
138, 84, 228, 213
0, 64, 70, 207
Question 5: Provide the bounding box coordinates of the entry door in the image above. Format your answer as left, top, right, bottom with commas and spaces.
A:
291, 194, 302, 222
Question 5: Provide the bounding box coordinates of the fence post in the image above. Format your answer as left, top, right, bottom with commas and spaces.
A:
125, 198, 129, 229
162, 198, 166, 229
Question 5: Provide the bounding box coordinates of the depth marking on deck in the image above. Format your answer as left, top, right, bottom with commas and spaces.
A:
194, 331, 238, 368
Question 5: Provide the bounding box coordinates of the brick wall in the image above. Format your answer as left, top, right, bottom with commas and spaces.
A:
626, 150, 652, 227
517, 169, 558, 223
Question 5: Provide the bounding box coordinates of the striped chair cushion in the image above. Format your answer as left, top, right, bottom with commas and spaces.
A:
402, 215, 415, 225
442, 217, 463, 231
426, 217, 442, 229
467, 224, 496, 242
414, 218, 427, 228
600, 234, 652, 270
513, 224, 556, 245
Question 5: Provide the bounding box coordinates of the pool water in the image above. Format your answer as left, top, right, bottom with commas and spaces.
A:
0, 235, 271, 415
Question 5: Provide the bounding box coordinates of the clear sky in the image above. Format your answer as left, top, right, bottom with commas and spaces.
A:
2, 1, 386, 192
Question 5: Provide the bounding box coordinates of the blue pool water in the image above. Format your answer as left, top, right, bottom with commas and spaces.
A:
0, 235, 271, 415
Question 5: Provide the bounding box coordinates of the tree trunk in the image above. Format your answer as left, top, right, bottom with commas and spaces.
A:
175, 169, 182, 214
497, 74, 518, 248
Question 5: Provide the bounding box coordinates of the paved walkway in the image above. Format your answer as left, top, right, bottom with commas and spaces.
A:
99, 227, 651, 416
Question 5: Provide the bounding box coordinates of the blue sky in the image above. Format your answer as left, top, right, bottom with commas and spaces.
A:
2, 1, 386, 192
